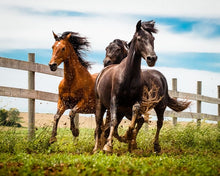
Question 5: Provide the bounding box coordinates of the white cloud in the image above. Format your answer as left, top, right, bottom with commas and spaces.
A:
0, 0, 220, 54
1, 0, 220, 18
156, 24, 220, 53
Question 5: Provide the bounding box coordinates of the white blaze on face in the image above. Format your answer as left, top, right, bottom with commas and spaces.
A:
56, 42, 61, 47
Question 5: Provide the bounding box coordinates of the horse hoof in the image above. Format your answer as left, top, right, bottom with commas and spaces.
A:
154, 144, 161, 153
120, 136, 128, 143
93, 148, 99, 154
72, 128, 79, 137
103, 144, 113, 153
130, 140, 137, 150
49, 137, 57, 144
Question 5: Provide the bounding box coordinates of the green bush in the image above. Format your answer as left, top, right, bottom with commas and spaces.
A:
0, 108, 22, 127
0, 108, 8, 125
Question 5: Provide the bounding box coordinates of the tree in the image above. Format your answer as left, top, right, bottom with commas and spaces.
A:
0, 108, 22, 127
0, 108, 8, 125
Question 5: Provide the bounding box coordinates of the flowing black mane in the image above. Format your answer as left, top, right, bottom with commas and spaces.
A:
57, 31, 91, 69
141, 20, 158, 34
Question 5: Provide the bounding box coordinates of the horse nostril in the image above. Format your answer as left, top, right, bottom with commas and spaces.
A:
147, 56, 152, 61
49, 63, 57, 71
147, 56, 157, 62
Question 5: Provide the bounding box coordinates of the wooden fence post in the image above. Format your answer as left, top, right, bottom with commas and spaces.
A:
218, 85, 220, 128
172, 78, 177, 126
197, 81, 202, 126
28, 53, 35, 140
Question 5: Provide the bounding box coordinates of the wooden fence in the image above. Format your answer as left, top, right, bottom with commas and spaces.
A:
0, 54, 220, 138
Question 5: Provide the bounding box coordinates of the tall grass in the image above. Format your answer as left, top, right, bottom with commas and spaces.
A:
0, 122, 219, 175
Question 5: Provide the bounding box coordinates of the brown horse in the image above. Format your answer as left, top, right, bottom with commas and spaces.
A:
49, 31, 97, 143
103, 38, 191, 152
94, 20, 158, 153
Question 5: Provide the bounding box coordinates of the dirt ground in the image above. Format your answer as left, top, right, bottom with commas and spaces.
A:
19, 112, 199, 130
19, 112, 135, 129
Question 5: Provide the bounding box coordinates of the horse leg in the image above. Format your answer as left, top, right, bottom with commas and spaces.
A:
93, 99, 106, 153
69, 97, 89, 137
153, 107, 165, 153
69, 108, 79, 137
111, 114, 123, 142
128, 116, 145, 151
102, 111, 126, 144
123, 102, 141, 143
99, 110, 110, 149
103, 96, 118, 153
50, 108, 65, 144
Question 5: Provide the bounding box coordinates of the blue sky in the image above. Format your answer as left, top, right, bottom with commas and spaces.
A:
0, 0, 220, 114
0, 0, 220, 73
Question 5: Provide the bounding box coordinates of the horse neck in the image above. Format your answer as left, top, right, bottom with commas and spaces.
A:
63, 52, 80, 82
124, 41, 142, 79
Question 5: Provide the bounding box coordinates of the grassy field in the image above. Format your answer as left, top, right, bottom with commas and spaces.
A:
0, 122, 220, 175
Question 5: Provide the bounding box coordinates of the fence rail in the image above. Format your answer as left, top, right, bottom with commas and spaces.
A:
0, 55, 220, 137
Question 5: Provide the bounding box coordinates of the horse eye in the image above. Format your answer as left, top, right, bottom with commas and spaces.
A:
62, 47, 65, 51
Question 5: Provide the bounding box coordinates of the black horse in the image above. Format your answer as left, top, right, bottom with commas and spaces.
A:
103, 38, 190, 153
93, 20, 158, 153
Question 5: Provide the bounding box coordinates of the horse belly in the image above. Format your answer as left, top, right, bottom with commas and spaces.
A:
62, 97, 80, 109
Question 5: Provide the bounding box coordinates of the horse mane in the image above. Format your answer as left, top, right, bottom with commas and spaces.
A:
113, 39, 129, 50
57, 31, 91, 69
141, 20, 158, 34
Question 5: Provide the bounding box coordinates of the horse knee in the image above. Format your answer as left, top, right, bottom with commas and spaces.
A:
69, 109, 76, 118
111, 118, 118, 127
132, 102, 141, 113
54, 113, 61, 121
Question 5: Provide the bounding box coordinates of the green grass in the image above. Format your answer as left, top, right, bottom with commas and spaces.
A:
0, 122, 220, 175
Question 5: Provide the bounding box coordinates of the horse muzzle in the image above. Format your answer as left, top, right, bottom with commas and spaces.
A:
146, 55, 157, 67
49, 63, 58, 71
103, 57, 112, 67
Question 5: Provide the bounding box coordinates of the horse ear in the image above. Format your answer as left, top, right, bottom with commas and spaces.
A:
66, 33, 72, 40
52, 31, 58, 41
136, 20, 142, 31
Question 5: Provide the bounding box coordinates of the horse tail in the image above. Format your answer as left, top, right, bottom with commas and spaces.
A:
167, 95, 191, 112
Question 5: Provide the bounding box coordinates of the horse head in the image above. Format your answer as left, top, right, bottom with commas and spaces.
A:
133, 20, 158, 67
103, 39, 128, 67
104, 20, 158, 67
49, 31, 73, 71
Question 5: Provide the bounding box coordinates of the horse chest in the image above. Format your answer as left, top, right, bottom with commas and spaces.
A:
60, 88, 84, 108
61, 96, 80, 109
118, 86, 141, 106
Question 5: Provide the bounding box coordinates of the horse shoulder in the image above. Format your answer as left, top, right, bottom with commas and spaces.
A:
58, 79, 65, 93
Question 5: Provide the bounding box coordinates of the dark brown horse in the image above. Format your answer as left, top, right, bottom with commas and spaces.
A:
103, 38, 191, 152
49, 31, 97, 143
94, 20, 158, 153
